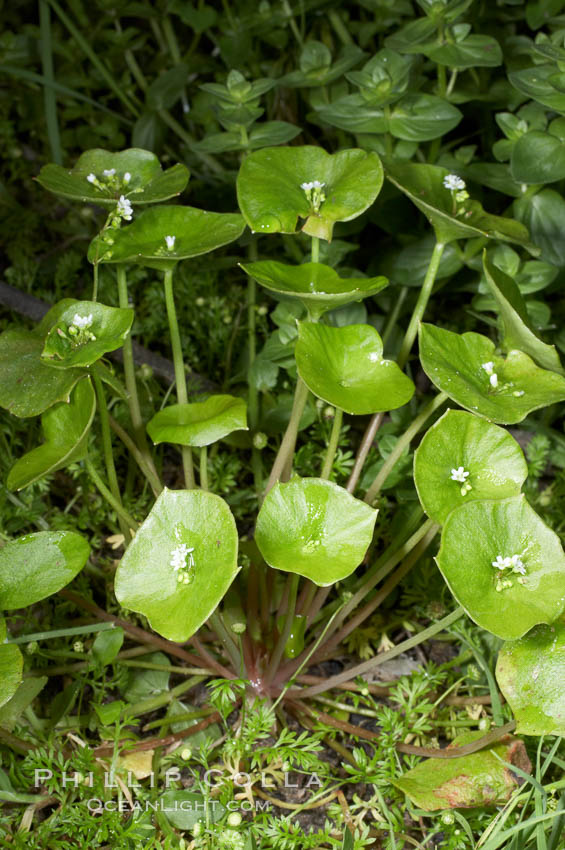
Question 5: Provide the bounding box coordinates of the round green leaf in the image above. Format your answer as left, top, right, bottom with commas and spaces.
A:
414, 409, 528, 525
514, 189, 565, 267
427, 34, 503, 69
7, 379, 96, 490
36, 148, 189, 206
511, 131, 565, 185
239, 260, 388, 317
114, 488, 239, 641
0, 645, 23, 710
386, 161, 536, 250
41, 301, 134, 369
0, 328, 86, 418
387, 94, 462, 142
436, 496, 565, 639
255, 477, 377, 586
147, 395, 248, 447
0, 531, 91, 609
88, 206, 245, 270
236, 146, 383, 242
295, 322, 414, 414
419, 323, 565, 424
496, 621, 565, 736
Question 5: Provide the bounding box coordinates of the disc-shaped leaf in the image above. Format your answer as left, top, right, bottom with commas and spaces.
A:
36, 148, 189, 206
88, 206, 245, 270
0, 531, 91, 609
386, 161, 536, 250
482, 252, 563, 374
0, 645, 23, 710
392, 732, 529, 811
295, 322, 414, 414
414, 410, 527, 525
511, 131, 565, 185
436, 496, 565, 639
239, 260, 388, 318
0, 328, 86, 418
7, 379, 96, 490
147, 395, 248, 447
496, 621, 565, 736
419, 324, 565, 424
114, 488, 239, 641
236, 146, 383, 241
41, 301, 134, 369
255, 477, 377, 586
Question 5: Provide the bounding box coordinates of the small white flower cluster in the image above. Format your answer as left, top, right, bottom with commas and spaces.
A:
165, 235, 176, 251
72, 313, 93, 330
59, 312, 96, 347
482, 361, 498, 389
492, 552, 527, 591
170, 543, 195, 585
301, 179, 326, 212
86, 170, 131, 188
450, 465, 472, 495
443, 174, 466, 191
116, 195, 133, 221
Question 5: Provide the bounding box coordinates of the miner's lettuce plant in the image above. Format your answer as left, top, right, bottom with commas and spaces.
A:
1, 137, 564, 751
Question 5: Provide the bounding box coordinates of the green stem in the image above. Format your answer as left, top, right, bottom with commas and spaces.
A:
295, 607, 465, 698
265, 573, 300, 686
108, 414, 163, 497
247, 238, 263, 493
85, 459, 139, 532
398, 241, 445, 369
381, 285, 408, 351
311, 236, 320, 263
8, 622, 115, 645
364, 392, 448, 503
265, 378, 310, 494
163, 267, 195, 489
199, 446, 208, 491
39, 0, 62, 165
209, 612, 241, 673
116, 267, 151, 457
92, 263, 99, 301
321, 408, 343, 480
93, 374, 130, 542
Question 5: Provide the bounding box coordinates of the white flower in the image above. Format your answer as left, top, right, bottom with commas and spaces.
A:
86, 173, 96, 183
301, 180, 325, 191
123, 172, 131, 184
450, 466, 469, 483
481, 361, 495, 375
492, 555, 512, 570
72, 313, 93, 330
116, 195, 133, 220
510, 554, 526, 575
492, 554, 526, 575
170, 543, 195, 571
489, 373, 498, 388
165, 235, 176, 251
103, 168, 116, 177
443, 174, 466, 191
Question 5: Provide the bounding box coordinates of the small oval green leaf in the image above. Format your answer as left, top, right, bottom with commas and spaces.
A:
419, 323, 565, 424
436, 496, 565, 639
88, 206, 245, 270
147, 395, 248, 447
7, 379, 96, 490
0, 531, 91, 609
114, 488, 239, 641
236, 146, 383, 242
239, 260, 387, 317
296, 322, 414, 415
414, 410, 528, 525
0, 645, 24, 710
496, 621, 565, 736
255, 477, 377, 586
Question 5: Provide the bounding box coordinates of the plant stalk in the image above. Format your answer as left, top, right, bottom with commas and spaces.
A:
398, 240, 445, 369
93, 373, 130, 542
264, 378, 310, 494
85, 459, 139, 533
320, 408, 343, 479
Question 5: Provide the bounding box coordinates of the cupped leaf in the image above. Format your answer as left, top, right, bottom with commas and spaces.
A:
436, 496, 565, 639
7, 379, 96, 490
414, 410, 527, 525
511, 130, 565, 185
483, 252, 563, 374
240, 260, 388, 317
427, 34, 503, 69
514, 188, 565, 267
295, 322, 414, 415
88, 206, 245, 271
496, 621, 565, 736
0, 328, 86, 418
36, 148, 189, 206
147, 395, 248, 447
0, 530, 91, 609
385, 161, 536, 250
114, 488, 239, 641
392, 732, 529, 811
419, 323, 565, 424
386, 94, 462, 142
236, 146, 383, 241
0, 645, 23, 710
41, 301, 134, 369
255, 477, 377, 586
